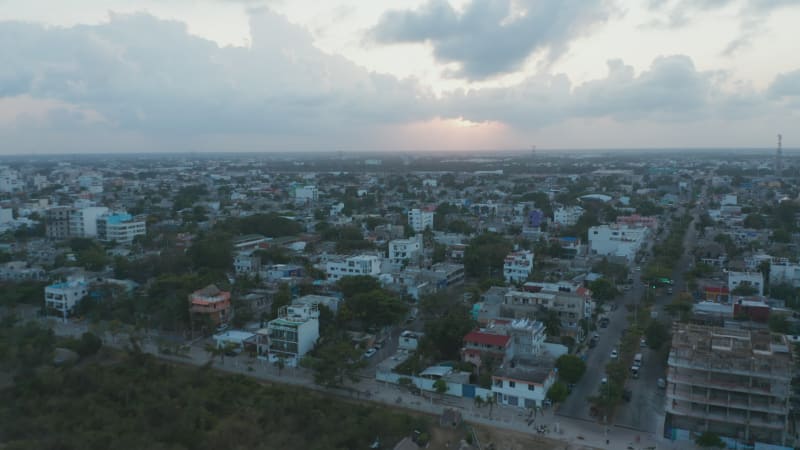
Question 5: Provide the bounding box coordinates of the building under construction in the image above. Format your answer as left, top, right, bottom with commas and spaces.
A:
665, 323, 794, 448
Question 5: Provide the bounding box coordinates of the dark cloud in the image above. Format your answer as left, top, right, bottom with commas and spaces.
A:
369, 0, 612, 80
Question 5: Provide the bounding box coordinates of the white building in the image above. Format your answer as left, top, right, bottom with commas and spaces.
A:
97, 213, 146, 244
770, 259, 800, 288
45, 278, 88, 319
326, 254, 382, 281
257, 304, 319, 367
491, 361, 557, 409
408, 208, 434, 232
294, 185, 318, 204
292, 294, 341, 315
588, 224, 648, 264
69, 206, 109, 237
388, 236, 422, 266
503, 250, 534, 284
728, 271, 764, 296
234, 252, 261, 277
0, 208, 12, 224
553, 206, 584, 227
0, 167, 23, 193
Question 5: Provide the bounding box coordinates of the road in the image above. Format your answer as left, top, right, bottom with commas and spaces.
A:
615, 201, 702, 434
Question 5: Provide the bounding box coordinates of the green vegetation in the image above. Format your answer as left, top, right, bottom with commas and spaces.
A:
555, 354, 586, 384
589, 278, 619, 302
0, 351, 427, 449
546, 381, 568, 403
463, 233, 513, 278
695, 431, 725, 448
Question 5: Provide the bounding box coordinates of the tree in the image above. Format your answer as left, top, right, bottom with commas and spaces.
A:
546, 381, 568, 403
541, 310, 561, 337
556, 354, 587, 384
463, 233, 513, 278
645, 320, 670, 350
769, 314, 790, 334
304, 336, 365, 387
589, 278, 619, 302
336, 275, 382, 298
695, 432, 725, 448
731, 284, 758, 296
433, 379, 448, 395
75, 331, 103, 358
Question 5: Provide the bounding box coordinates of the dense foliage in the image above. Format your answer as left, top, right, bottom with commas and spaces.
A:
0, 352, 427, 450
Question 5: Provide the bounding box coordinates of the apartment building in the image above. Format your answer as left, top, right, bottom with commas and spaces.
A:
665, 323, 793, 449
461, 330, 512, 370
588, 224, 649, 264
44, 278, 88, 319
326, 254, 381, 281
553, 206, 584, 226
293, 185, 318, 204
45, 206, 75, 239
69, 206, 109, 237
491, 359, 557, 409
234, 252, 261, 277
502, 288, 591, 340
97, 213, 146, 244
388, 236, 422, 267
728, 271, 764, 296
503, 250, 534, 284
188, 284, 231, 327
256, 304, 319, 367
0, 166, 23, 193
408, 208, 434, 232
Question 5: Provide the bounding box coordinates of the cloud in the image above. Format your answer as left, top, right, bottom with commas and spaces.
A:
0, 10, 435, 139
369, 0, 613, 80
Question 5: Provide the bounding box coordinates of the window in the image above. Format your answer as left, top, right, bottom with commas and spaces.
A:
509, 381, 515, 388
528, 384, 535, 391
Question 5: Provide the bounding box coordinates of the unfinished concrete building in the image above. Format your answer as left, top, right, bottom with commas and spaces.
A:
665, 323, 794, 448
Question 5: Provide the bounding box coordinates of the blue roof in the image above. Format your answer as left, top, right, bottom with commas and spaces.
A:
105, 213, 132, 224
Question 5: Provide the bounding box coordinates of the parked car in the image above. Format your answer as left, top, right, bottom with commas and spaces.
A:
610, 349, 618, 359
640, 338, 647, 348
363, 348, 377, 359
657, 378, 666, 389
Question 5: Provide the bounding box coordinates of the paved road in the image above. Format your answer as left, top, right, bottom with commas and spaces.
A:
615, 200, 701, 434
558, 274, 645, 422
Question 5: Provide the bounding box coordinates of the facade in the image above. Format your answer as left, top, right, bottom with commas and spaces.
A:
326, 254, 382, 281
234, 252, 261, 277
503, 288, 592, 340
768, 258, 800, 288
294, 185, 318, 204
616, 214, 658, 230
0, 261, 46, 282
588, 224, 648, 264
408, 208, 434, 232
388, 237, 422, 267
0, 207, 12, 224
553, 206, 584, 226
257, 304, 319, 366
46, 206, 76, 239
461, 330, 512, 369
491, 360, 557, 408
232, 234, 270, 252
292, 294, 341, 315
69, 206, 109, 238
728, 271, 764, 296
44, 278, 88, 318
0, 167, 23, 193
665, 323, 793, 448
188, 284, 232, 327
97, 213, 146, 244
503, 250, 534, 284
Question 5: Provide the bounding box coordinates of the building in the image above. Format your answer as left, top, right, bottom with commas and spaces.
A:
0, 208, 12, 224
388, 236, 422, 267
491, 359, 557, 409
326, 254, 382, 281
294, 185, 318, 204
768, 258, 800, 288
188, 284, 232, 328
44, 278, 88, 319
0, 167, 23, 193
234, 252, 261, 277
97, 213, 146, 244
503, 250, 534, 284
292, 294, 341, 315
426, 262, 465, 289
461, 330, 512, 370
69, 206, 109, 238
0, 261, 46, 282
588, 224, 649, 264
399, 330, 423, 351
408, 208, 434, 232
728, 271, 764, 296
616, 214, 658, 230
502, 287, 592, 340
553, 206, 584, 227
46, 206, 76, 239
261, 264, 304, 281
257, 304, 319, 366
665, 323, 793, 449
232, 234, 270, 252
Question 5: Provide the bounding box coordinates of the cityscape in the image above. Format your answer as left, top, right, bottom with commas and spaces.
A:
2, 1, 800, 450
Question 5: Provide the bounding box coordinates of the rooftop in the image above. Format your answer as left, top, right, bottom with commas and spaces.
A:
464, 330, 510, 347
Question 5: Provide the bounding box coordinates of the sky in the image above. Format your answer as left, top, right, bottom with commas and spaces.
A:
1, 0, 799, 154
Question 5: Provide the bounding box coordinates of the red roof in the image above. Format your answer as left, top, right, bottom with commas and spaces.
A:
705, 286, 729, 294
464, 331, 510, 347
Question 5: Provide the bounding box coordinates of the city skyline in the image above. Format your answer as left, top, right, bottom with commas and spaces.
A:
1, 0, 799, 153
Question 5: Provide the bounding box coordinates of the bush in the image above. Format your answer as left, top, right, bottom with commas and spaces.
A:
546, 381, 568, 403
695, 431, 725, 448
76, 332, 103, 357
556, 354, 586, 384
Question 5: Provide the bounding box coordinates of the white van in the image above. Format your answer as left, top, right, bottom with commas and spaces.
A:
631, 366, 640, 379
633, 353, 643, 367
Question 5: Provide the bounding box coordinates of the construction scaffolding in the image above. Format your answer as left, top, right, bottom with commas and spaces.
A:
666, 323, 794, 448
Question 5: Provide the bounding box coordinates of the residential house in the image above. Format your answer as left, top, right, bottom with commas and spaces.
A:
503, 250, 534, 284
256, 304, 319, 366
188, 284, 232, 328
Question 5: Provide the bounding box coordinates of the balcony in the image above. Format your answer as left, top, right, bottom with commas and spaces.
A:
669, 387, 788, 415
666, 402, 785, 430
667, 372, 782, 397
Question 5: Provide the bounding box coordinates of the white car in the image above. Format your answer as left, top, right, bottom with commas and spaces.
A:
610, 349, 618, 359
363, 348, 377, 359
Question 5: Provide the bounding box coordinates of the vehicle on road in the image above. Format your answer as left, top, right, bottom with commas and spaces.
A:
633, 353, 643, 367
610, 349, 618, 359
363, 348, 377, 359
601, 377, 608, 385
657, 378, 666, 389
631, 366, 639, 379
640, 338, 647, 348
